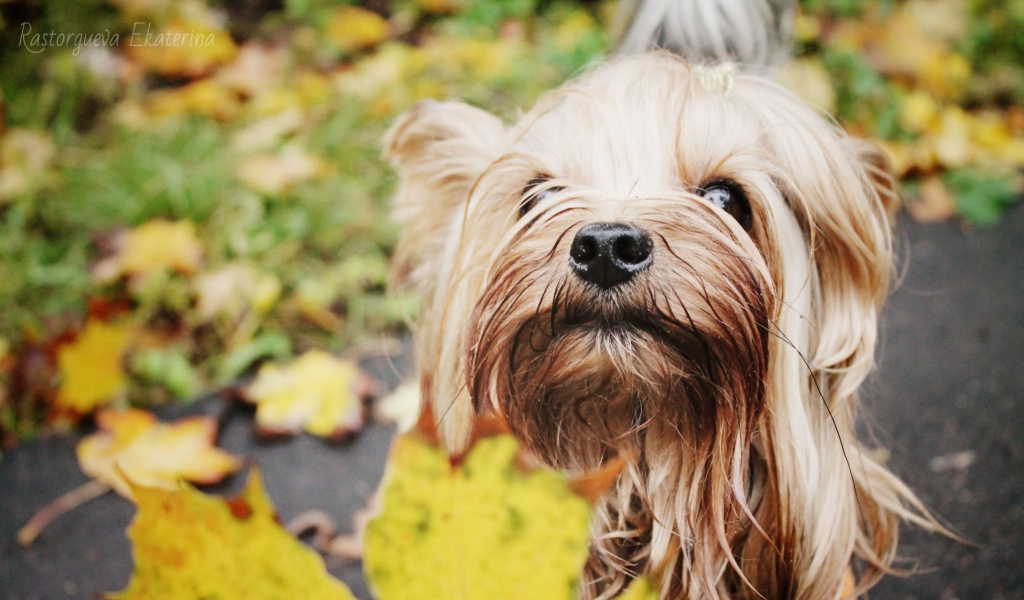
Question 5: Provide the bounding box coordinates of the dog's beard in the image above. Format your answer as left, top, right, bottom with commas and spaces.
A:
466, 204, 775, 475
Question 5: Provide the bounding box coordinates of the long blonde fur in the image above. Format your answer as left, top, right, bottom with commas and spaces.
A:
386, 53, 944, 599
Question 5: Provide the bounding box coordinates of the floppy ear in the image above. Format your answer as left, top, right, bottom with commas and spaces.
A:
385, 100, 508, 289
384, 100, 507, 454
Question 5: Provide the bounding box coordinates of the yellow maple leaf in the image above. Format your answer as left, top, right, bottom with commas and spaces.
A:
363, 434, 593, 599
326, 6, 390, 52
111, 468, 355, 600
77, 408, 242, 498
55, 319, 131, 412
243, 351, 372, 438
93, 219, 204, 283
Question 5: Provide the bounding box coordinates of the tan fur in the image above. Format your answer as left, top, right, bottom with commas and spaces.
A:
385, 53, 943, 599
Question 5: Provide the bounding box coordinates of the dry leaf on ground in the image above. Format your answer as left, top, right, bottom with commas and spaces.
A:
363, 434, 593, 599
126, 15, 238, 78
242, 350, 376, 438
372, 381, 421, 433
93, 219, 204, 283
908, 175, 957, 222
111, 468, 355, 600
55, 318, 131, 413
236, 145, 328, 195
77, 408, 242, 498
326, 6, 390, 52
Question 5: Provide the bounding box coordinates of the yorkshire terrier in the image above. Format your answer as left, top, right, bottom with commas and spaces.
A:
385, 0, 943, 597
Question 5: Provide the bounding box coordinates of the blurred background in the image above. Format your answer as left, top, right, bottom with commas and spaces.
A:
0, 0, 1022, 597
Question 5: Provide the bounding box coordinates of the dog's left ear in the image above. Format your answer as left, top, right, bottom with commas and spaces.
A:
384, 100, 508, 455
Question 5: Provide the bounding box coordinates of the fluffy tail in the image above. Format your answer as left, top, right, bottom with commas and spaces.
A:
614, 0, 796, 68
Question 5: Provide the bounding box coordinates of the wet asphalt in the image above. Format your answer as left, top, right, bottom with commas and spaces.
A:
1, 206, 1022, 599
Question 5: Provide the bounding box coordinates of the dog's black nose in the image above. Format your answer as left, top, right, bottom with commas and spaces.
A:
569, 222, 652, 289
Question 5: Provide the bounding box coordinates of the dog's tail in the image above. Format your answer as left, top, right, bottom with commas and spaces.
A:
614, 0, 796, 68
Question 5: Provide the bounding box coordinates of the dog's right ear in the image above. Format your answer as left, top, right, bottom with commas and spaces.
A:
384, 100, 507, 289
384, 100, 507, 456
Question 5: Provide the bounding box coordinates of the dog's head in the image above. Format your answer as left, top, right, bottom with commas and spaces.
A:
388, 54, 894, 457
387, 53, 905, 595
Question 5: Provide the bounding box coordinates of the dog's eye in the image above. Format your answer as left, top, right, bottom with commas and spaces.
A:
699, 181, 752, 230
520, 178, 563, 219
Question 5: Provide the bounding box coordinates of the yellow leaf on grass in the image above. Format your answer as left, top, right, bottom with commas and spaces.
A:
777, 57, 835, 113
930, 106, 973, 168
236, 145, 328, 195
364, 434, 593, 600
326, 6, 390, 52
77, 408, 242, 498
93, 219, 204, 282
899, 90, 940, 134
56, 319, 131, 412
111, 468, 354, 600
126, 17, 238, 78
0, 128, 55, 203
194, 263, 282, 322
148, 79, 240, 121
243, 351, 371, 438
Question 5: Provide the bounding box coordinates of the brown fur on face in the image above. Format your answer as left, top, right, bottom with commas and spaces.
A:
386, 53, 944, 599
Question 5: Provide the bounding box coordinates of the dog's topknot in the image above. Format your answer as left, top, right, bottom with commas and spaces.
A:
614, 0, 796, 70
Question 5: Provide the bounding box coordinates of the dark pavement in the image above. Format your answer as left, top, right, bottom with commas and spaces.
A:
1, 207, 1022, 599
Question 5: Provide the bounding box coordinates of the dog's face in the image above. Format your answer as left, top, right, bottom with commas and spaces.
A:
387, 53, 907, 596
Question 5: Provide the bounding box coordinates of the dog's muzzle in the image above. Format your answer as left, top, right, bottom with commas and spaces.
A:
568, 222, 653, 289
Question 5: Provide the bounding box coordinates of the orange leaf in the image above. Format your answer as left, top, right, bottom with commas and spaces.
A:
77, 408, 242, 498
55, 319, 131, 413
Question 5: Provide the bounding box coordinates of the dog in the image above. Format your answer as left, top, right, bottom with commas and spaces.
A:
384, 1, 943, 597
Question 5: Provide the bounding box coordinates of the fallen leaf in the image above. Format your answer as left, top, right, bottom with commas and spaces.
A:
126, 15, 238, 78
778, 57, 836, 112
928, 449, 977, 473
193, 263, 282, 322
77, 408, 242, 498
93, 219, 204, 283
899, 90, 940, 134
619, 577, 659, 599
216, 43, 289, 98
373, 381, 421, 433
229, 109, 305, 152
111, 468, 355, 600
326, 6, 390, 52
0, 128, 55, 202
907, 175, 956, 222
236, 145, 328, 195
243, 351, 374, 438
148, 79, 241, 121
55, 319, 131, 413
363, 434, 593, 599
929, 106, 974, 169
